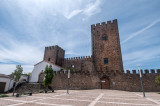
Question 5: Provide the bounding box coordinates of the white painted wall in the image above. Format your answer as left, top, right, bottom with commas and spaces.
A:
29, 61, 62, 82
19, 75, 28, 82
0, 77, 14, 92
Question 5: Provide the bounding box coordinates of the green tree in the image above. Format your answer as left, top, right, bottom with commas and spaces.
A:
12, 65, 23, 96
27, 72, 31, 76
43, 65, 54, 88
60, 68, 64, 71
65, 65, 75, 71
155, 76, 160, 86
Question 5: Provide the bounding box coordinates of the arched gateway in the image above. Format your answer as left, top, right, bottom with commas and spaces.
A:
100, 75, 110, 89
38, 71, 44, 83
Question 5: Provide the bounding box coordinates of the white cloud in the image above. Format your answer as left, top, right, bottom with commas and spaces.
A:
0, 0, 99, 75
0, 64, 33, 75
122, 18, 160, 44
0, 28, 43, 65
83, 0, 102, 16
14, 0, 102, 20
123, 45, 160, 69
1, 0, 160, 74
64, 9, 83, 19
59, 0, 103, 19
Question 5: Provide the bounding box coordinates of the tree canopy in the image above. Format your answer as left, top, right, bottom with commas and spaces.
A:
12, 65, 23, 82
65, 65, 75, 71
155, 76, 160, 86
12, 65, 23, 96
43, 65, 54, 87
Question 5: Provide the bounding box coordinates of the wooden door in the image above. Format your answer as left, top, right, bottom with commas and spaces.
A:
38, 72, 44, 83
101, 77, 110, 89
0, 82, 6, 93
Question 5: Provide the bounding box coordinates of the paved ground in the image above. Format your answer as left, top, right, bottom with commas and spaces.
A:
0, 90, 160, 106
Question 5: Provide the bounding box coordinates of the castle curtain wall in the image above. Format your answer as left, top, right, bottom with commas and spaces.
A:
51, 69, 160, 92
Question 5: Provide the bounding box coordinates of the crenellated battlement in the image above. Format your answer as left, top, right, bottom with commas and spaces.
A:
124, 69, 160, 75
91, 19, 117, 28
64, 56, 92, 62
40, 19, 160, 92
45, 46, 55, 50
45, 45, 65, 52
54, 70, 91, 75
44, 45, 65, 66
53, 69, 160, 76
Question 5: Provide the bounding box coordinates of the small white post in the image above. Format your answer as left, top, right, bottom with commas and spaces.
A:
67, 69, 70, 94
68, 69, 70, 79
138, 66, 145, 97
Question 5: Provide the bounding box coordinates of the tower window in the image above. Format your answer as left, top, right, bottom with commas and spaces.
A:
48, 58, 50, 61
104, 58, 108, 64
102, 36, 107, 41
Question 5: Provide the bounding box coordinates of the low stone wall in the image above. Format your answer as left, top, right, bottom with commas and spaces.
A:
15, 83, 43, 93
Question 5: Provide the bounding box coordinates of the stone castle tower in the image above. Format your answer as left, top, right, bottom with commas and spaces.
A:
39, 19, 160, 91
43, 19, 123, 72
91, 19, 123, 71
43, 45, 65, 66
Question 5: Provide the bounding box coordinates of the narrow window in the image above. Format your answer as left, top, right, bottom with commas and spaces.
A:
104, 58, 108, 64
48, 58, 50, 61
102, 35, 107, 41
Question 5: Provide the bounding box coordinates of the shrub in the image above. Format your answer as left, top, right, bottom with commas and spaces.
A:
43, 65, 54, 87
0, 94, 9, 98
23, 93, 28, 95
39, 90, 44, 93
60, 68, 64, 71
65, 65, 75, 71
155, 76, 160, 86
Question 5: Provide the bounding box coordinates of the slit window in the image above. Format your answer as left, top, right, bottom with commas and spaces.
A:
102, 36, 107, 41
104, 58, 108, 64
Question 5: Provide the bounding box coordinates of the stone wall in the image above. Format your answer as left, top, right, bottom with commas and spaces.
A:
15, 83, 43, 93
41, 19, 160, 92
51, 69, 160, 92
51, 71, 99, 90
43, 19, 123, 73
91, 19, 123, 72
16, 69, 160, 92
63, 56, 92, 72
43, 45, 65, 66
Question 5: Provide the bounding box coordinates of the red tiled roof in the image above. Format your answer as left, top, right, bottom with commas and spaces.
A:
0, 74, 9, 78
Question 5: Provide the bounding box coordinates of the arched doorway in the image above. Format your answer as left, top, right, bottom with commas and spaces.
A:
100, 76, 110, 89
38, 71, 44, 83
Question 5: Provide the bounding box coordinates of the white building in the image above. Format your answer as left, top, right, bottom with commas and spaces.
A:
29, 61, 62, 83
19, 74, 29, 82
0, 73, 30, 93
0, 74, 14, 93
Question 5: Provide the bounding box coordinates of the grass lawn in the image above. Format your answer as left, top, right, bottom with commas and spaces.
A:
0, 94, 9, 98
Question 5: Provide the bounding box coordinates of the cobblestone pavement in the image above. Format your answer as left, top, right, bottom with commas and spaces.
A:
0, 90, 160, 106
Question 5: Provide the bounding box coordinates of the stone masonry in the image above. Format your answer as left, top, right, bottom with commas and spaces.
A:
91, 19, 123, 71
43, 45, 65, 67
51, 69, 160, 92
39, 19, 160, 92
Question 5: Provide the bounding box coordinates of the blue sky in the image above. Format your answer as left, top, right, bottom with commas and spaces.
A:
0, 0, 160, 74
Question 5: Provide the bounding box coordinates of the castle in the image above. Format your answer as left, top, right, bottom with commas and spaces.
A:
44, 19, 123, 73
30, 19, 160, 92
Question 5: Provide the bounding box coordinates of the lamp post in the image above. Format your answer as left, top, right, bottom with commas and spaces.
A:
138, 67, 145, 97
67, 65, 74, 94
67, 69, 70, 94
